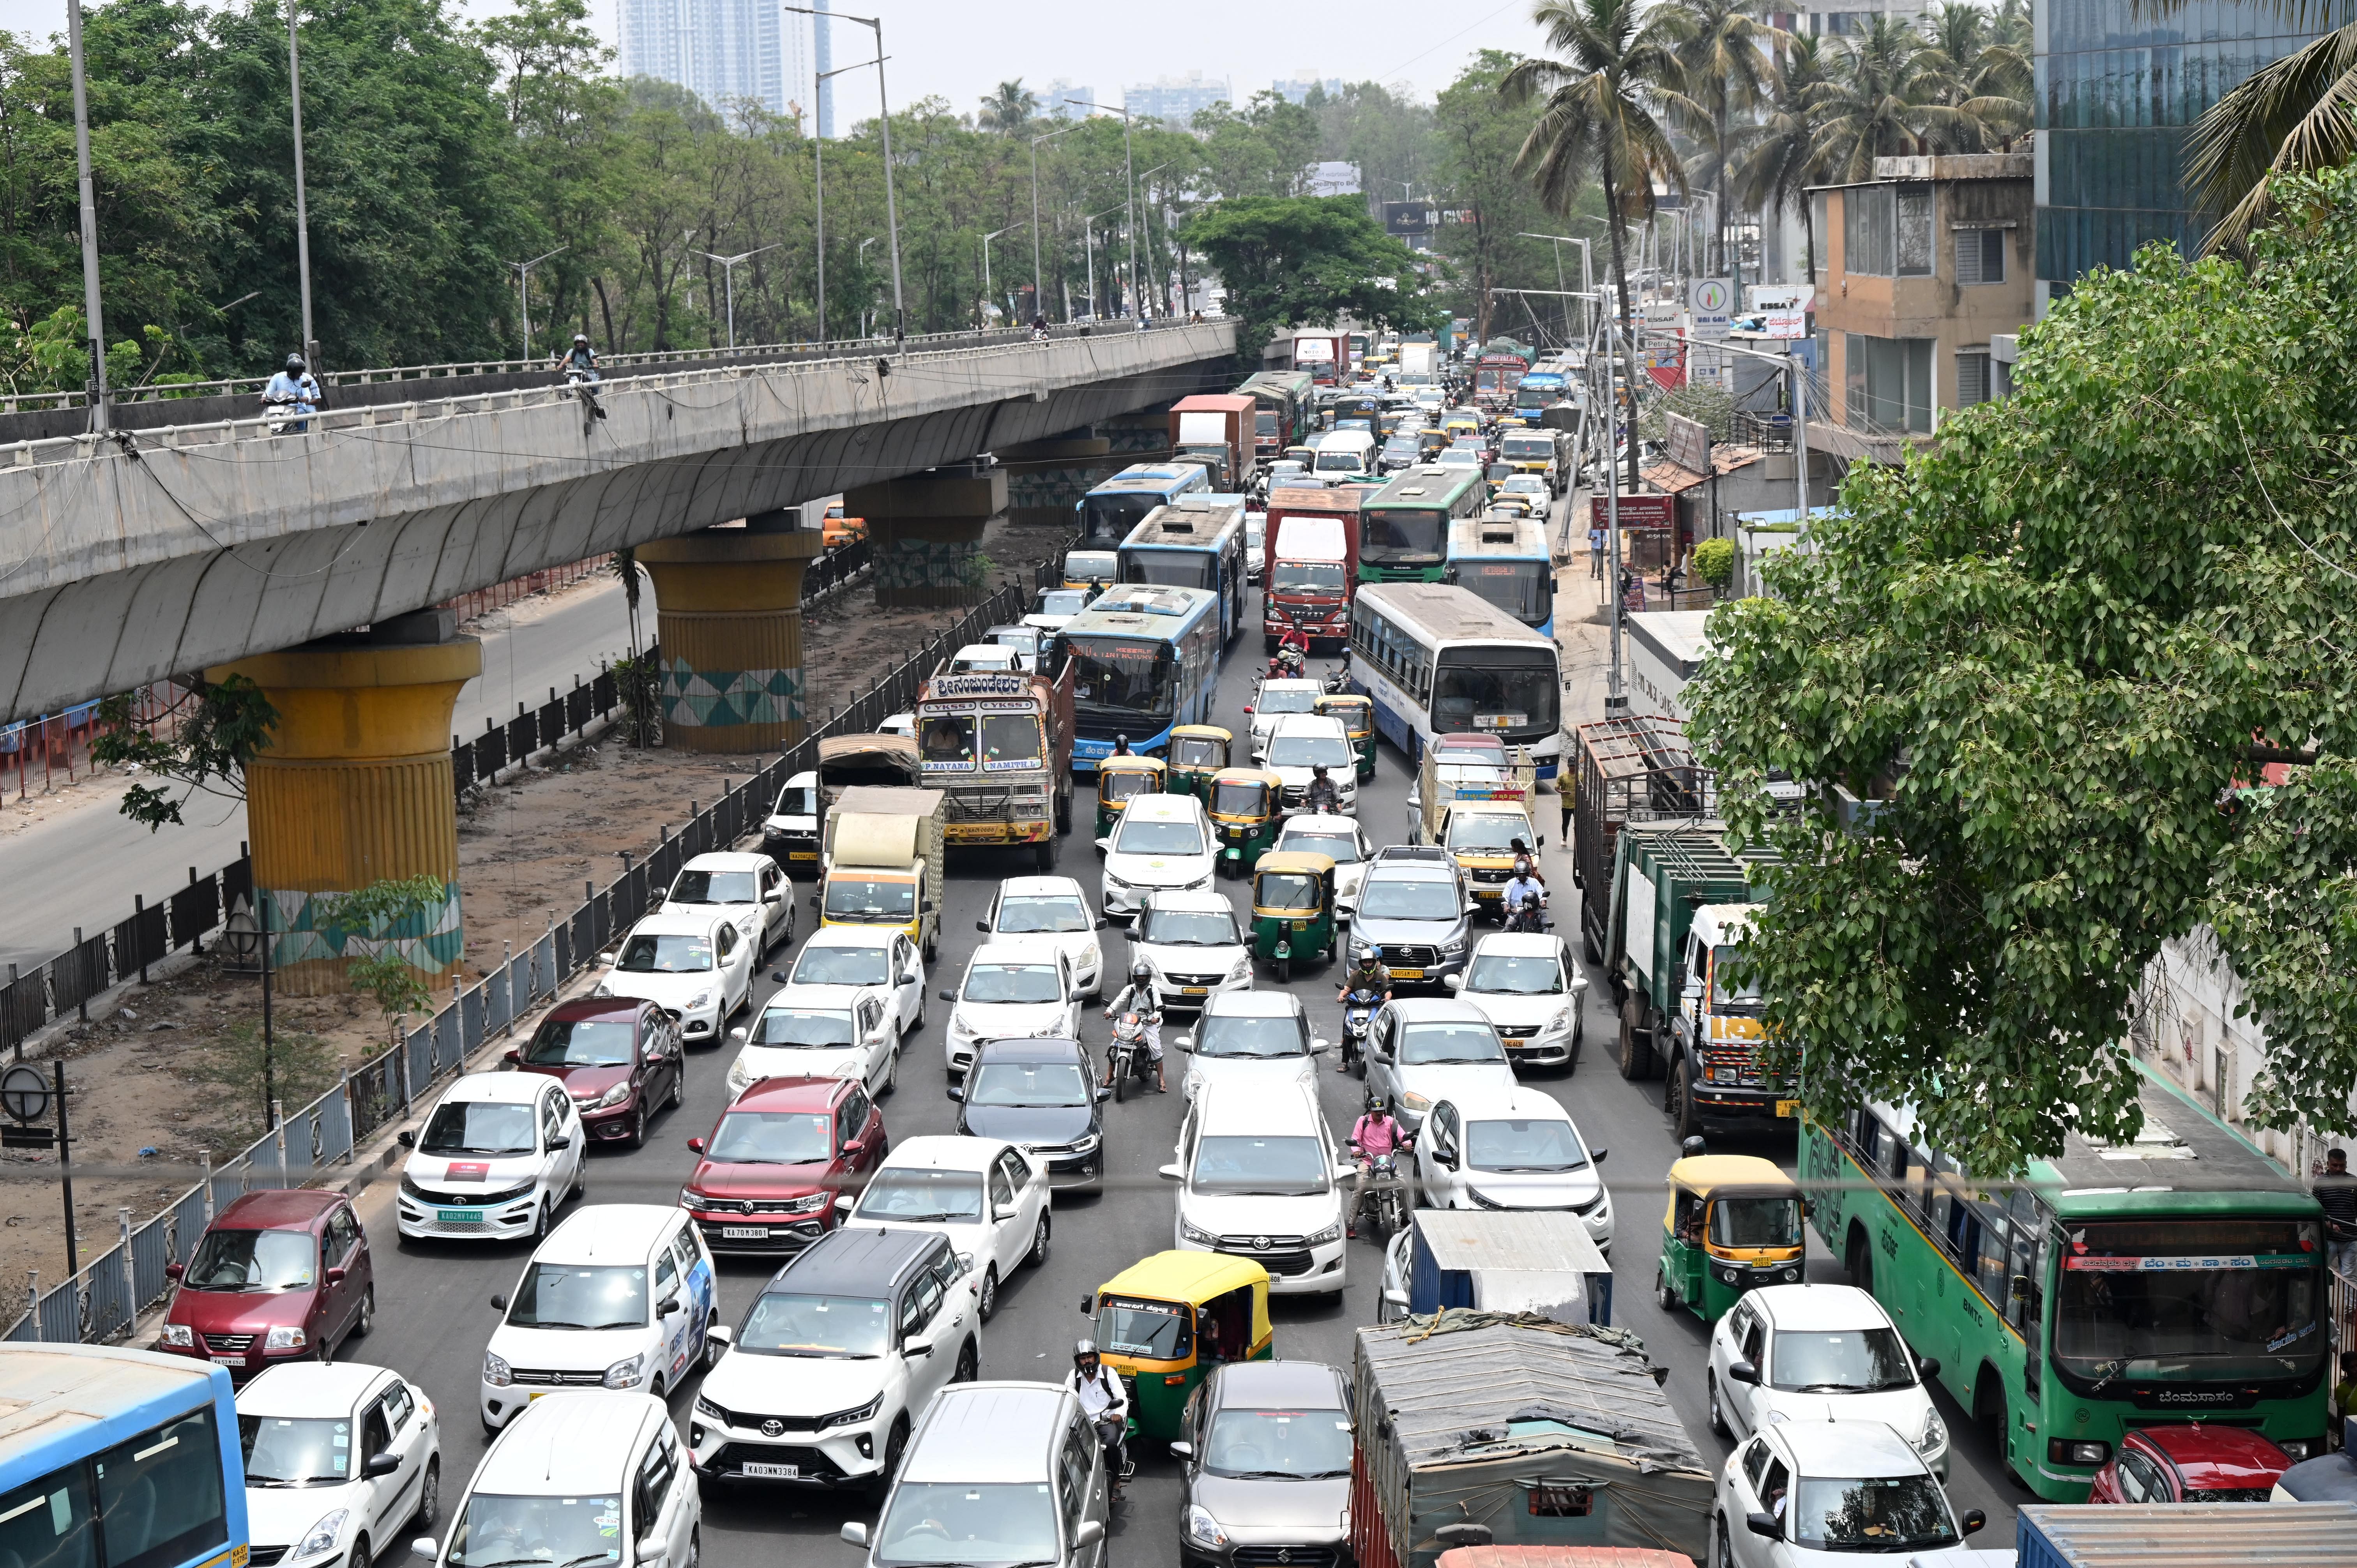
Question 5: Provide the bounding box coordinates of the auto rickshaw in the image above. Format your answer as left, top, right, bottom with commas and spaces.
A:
1207, 767, 1283, 877
1095, 754, 1168, 838
1282, 444, 1317, 469
1064, 548, 1118, 591
1083, 1251, 1273, 1446
1315, 693, 1376, 780
1166, 726, 1234, 800
1250, 850, 1336, 982
1655, 1151, 1808, 1323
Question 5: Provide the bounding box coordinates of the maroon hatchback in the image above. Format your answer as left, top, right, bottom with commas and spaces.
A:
157, 1189, 373, 1382
678, 1076, 886, 1257
508, 995, 685, 1148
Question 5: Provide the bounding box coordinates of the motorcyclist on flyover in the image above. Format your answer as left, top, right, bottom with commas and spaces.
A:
261, 353, 321, 431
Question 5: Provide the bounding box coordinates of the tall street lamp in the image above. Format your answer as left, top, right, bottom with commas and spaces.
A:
63, 0, 106, 431
1135, 162, 1173, 315
288, 0, 318, 369
786, 5, 903, 341
980, 227, 1011, 327
509, 245, 567, 360
1031, 123, 1077, 323
1065, 99, 1138, 320
695, 243, 782, 349
813, 55, 884, 345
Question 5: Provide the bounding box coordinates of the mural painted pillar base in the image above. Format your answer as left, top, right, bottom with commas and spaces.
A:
212, 616, 481, 998
848, 470, 1009, 609
640, 519, 825, 754
998, 435, 1118, 529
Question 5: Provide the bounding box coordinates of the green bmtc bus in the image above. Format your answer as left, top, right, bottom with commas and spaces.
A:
1801, 1065, 2331, 1501
1359, 465, 1484, 584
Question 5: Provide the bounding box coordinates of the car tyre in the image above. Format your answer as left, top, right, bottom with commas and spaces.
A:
978, 1266, 1000, 1321
954, 1340, 979, 1383
1027, 1213, 1050, 1268
881, 1045, 899, 1097
349, 1538, 370, 1568
627, 1104, 648, 1149
531, 1201, 550, 1244
415, 1459, 441, 1531
1713, 1515, 1736, 1568
667, 1063, 684, 1110
352, 1284, 376, 1339
870, 1418, 910, 1499
1707, 1371, 1729, 1438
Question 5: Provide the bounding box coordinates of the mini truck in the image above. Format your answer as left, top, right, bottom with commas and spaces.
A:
1415, 741, 1540, 916
818, 784, 948, 962
913, 665, 1076, 870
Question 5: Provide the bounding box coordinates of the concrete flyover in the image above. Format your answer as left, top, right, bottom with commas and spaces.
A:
0, 320, 1237, 725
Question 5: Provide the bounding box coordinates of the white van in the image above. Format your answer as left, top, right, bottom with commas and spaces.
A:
1311, 430, 1376, 479
419, 1391, 696, 1568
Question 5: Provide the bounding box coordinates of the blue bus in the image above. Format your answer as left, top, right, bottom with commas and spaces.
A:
1054, 584, 1223, 773
1445, 516, 1555, 639
1348, 582, 1564, 778
1118, 498, 1248, 646
1511, 370, 1567, 426
1074, 463, 1212, 546
0, 1345, 247, 1568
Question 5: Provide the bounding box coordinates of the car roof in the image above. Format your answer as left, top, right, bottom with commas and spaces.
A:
542, 995, 648, 1023
1770, 1419, 1926, 1477
440, 1071, 555, 1106
876, 1134, 1009, 1172
1209, 1359, 1347, 1411
1194, 1081, 1323, 1136
1444, 1086, 1573, 1122
1203, 989, 1304, 1018
624, 909, 725, 939
974, 1037, 1088, 1065
536, 1203, 679, 1263
2136, 1423, 2294, 1469
766, 984, 878, 1011
730, 1076, 853, 1112
1142, 890, 1234, 915
903, 1384, 1070, 1483
801, 925, 898, 950
1388, 998, 1492, 1024
237, 1361, 392, 1416
680, 851, 770, 872
969, 942, 1061, 968
1471, 932, 1564, 958
1268, 713, 1348, 735
216, 1189, 342, 1229
997, 876, 1085, 899
1748, 1284, 1890, 1331
773, 1225, 943, 1294
1122, 793, 1204, 822
477, 1392, 664, 1492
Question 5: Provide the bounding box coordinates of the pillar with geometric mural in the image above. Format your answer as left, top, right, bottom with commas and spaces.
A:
638, 514, 825, 753
846, 468, 1008, 609
211, 612, 481, 998
997, 433, 1118, 529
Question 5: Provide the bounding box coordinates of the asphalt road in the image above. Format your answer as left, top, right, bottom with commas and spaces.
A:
336, 537, 2022, 1568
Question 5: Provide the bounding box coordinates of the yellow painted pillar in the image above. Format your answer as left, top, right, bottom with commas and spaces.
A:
212, 623, 482, 998
638, 519, 825, 753
848, 470, 1008, 609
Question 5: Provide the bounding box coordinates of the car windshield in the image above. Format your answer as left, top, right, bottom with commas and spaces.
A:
737, 1291, 891, 1358
1138, 905, 1240, 947
1096, 1295, 1192, 1359
2051, 1219, 2328, 1382
1116, 818, 1207, 856
1710, 1195, 1804, 1248
873, 1482, 1060, 1568
1398, 1022, 1506, 1065
447, 1494, 623, 1568
1197, 1011, 1307, 1058
1445, 814, 1532, 851
670, 869, 758, 904
706, 1111, 834, 1164
1271, 562, 1348, 594
239, 1415, 352, 1486
521, 1017, 636, 1068
1192, 1135, 1330, 1195
1282, 827, 1362, 865
505, 1263, 648, 1330
1790, 1475, 1957, 1552
774, 784, 817, 817
1267, 731, 1352, 768
1037, 589, 1090, 616
967, 1060, 1094, 1108
857, 1169, 985, 1223
1770, 1328, 1917, 1393
184, 1228, 316, 1291
963, 962, 1063, 1004
791, 946, 891, 987
996, 894, 1091, 934
1358, 877, 1461, 922
1258, 688, 1318, 714
825, 878, 917, 922
421, 1101, 538, 1155
615, 933, 712, 973
1466, 1118, 1587, 1172
750, 1007, 860, 1047
1202, 1407, 1353, 1480
1465, 951, 1563, 994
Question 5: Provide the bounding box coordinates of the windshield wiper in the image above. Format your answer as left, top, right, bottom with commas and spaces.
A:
1793, 1383, 1876, 1393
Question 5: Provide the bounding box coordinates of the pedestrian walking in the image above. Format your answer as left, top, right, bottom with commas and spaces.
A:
2317, 1147, 2357, 1279
1559, 770, 1575, 844
1588, 522, 1606, 580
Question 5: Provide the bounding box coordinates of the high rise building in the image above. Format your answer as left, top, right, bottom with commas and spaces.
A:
811, 0, 832, 138
1270, 76, 1342, 104
1041, 81, 1096, 121
1123, 72, 1231, 125
617, 0, 797, 118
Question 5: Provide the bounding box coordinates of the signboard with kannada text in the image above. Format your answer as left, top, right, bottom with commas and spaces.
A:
1748, 284, 1811, 340
1592, 495, 1675, 530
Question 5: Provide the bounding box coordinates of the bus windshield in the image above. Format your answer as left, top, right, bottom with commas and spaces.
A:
1123, 547, 1219, 591
1083, 491, 1164, 544
1431, 648, 1560, 736
1069, 636, 1177, 722
1364, 507, 1447, 563
1456, 560, 1552, 626
2052, 1219, 2327, 1382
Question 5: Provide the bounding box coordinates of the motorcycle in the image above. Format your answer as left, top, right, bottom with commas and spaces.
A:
1351, 1146, 1410, 1239
262, 395, 314, 436
1339, 988, 1380, 1074
1106, 1009, 1159, 1102
1504, 892, 1549, 934
1322, 663, 1351, 696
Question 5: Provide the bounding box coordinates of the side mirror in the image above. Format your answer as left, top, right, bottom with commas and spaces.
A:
687, 1137, 706, 1154
1591, 1148, 1608, 1164
921, 899, 935, 914
1727, 1358, 1760, 1386
1383, 1288, 1410, 1309
1159, 1162, 1183, 1181
835, 1194, 856, 1213
1570, 972, 1590, 994
840, 1524, 870, 1549
1442, 974, 1462, 991
1961, 1510, 1986, 1538
708, 1324, 733, 1345
165, 1261, 184, 1280
364, 1451, 401, 1479
1745, 1512, 1782, 1542
635, 1536, 663, 1564
939, 989, 956, 1001
411, 1540, 439, 1564
490, 1293, 508, 1312
977, 919, 991, 932
1333, 1162, 1359, 1183
397, 1130, 415, 1149
1168, 1441, 1194, 1460
327, 1266, 348, 1285
1074, 1522, 1105, 1551
1095, 1081, 1112, 1103
904, 1337, 933, 1358
503, 1049, 522, 1066
771, 969, 790, 983
658, 1296, 682, 1316
1176, 1032, 1196, 1052
1916, 1356, 1940, 1379
1310, 1037, 1329, 1053
1094, 915, 1110, 929
946, 1083, 965, 1102
548, 1135, 572, 1151
1079, 1293, 1096, 1315
993, 1204, 1018, 1222
1095, 837, 1113, 853
843, 1139, 866, 1157
1463, 901, 1480, 916
728, 1026, 747, 1044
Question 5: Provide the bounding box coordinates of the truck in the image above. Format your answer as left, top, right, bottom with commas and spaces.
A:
1510, 369, 1568, 426
1397, 339, 1439, 381
768, 734, 923, 874
1236, 368, 1315, 461
2016, 1501, 2357, 1568
1569, 714, 1714, 966
1292, 330, 1350, 385
911, 666, 1076, 871
1262, 487, 1363, 651
1168, 393, 1257, 491
1347, 1314, 1713, 1568
1472, 341, 1534, 411
1383, 1210, 1613, 1326
1626, 611, 1713, 726
817, 784, 947, 961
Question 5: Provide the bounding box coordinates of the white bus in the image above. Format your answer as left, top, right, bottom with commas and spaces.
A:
1346, 583, 1564, 777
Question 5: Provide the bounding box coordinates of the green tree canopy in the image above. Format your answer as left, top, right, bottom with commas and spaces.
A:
1182, 194, 1438, 364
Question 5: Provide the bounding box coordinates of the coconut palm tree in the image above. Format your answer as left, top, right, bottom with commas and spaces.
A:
1735, 32, 1832, 280
2182, 23, 2357, 251
1917, 0, 2032, 150
978, 80, 1039, 136
1808, 14, 1987, 182
1655, 0, 1786, 285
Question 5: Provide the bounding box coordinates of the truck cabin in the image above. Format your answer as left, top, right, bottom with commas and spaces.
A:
1683, 905, 1764, 1017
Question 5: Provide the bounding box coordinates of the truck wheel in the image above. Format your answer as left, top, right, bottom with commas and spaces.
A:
1581, 921, 1602, 966
1668, 1061, 1700, 1140
1617, 1000, 1654, 1081
1055, 791, 1072, 835
1034, 836, 1057, 872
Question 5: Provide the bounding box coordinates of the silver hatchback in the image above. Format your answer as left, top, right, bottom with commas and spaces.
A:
1173, 1361, 1355, 1568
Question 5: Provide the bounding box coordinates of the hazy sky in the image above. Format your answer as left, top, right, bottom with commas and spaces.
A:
0, 0, 1544, 116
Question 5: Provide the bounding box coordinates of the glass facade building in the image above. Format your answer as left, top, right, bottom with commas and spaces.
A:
2036, 0, 2354, 285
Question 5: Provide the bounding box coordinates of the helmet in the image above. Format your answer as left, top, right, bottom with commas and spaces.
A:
1129, 959, 1151, 985
284, 354, 305, 372
1074, 1338, 1100, 1366
1312, 764, 1329, 777
1363, 944, 1384, 961
574, 333, 588, 344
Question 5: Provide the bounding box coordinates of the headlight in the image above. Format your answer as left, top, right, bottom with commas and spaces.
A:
821, 1395, 883, 1430
1180, 1218, 1219, 1246
1918, 1407, 1947, 1456
1185, 874, 1213, 891
680, 1188, 707, 1210
603, 1356, 647, 1390
594, 1081, 633, 1109
292, 1511, 348, 1561
1065, 1132, 1102, 1156
1398, 1090, 1431, 1111
783, 1193, 831, 1214
483, 1351, 512, 1387
1226, 958, 1251, 982
694, 1395, 727, 1423
1105, 874, 1134, 892
949, 1012, 976, 1041
1543, 1008, 1573, 1037
1442, 935, 1466, 954
263, 1325, 308, 1351
725, 1061, 753, 1093
161, 1323, 194, 1348
2048, 1438, 2111, 1466
684, 991, 713, 1012
1184, 1506, 1228, 1550
1307, 1220, 1343, 1245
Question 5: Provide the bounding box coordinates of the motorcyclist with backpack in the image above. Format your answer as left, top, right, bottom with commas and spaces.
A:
1066, 1340, 1131, 1493
555, 333, 599, 382
1101, 959, 1165, 1093
1503, 864, 1548, 932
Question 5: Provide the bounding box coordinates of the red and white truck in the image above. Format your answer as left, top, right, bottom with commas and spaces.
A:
1291, 330, 1350, 385
1262, 485, 1362, 652
1168, 393, 1256, 491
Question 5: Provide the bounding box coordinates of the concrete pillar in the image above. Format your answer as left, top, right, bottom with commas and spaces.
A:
847, 469, 1009, 609
638, 514, 826, 753
211, 612, 481, 998
997, 434, 1119, 530
1099, 408, 1177, 458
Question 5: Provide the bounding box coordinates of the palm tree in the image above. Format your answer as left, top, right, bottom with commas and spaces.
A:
1504, 0, 1685, 494
1656, 0, 1785, 286
1735, 33, 1832, 281
1808, 15, 1984, 183
1916, 1, 2032, 150
2182, 23, 2357, 251
977, 79, 1038, 136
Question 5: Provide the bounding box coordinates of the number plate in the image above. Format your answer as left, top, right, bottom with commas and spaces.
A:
789, 851, 817, 861
1776, 1100, 1801, 1118
1180, 986, 1208, 996
438, 1209, 484, 1223
1391, 967, 1426, 980
721, 1226, 769, 1240
741, 1461, 800, 1479
211, 1354, 246, 1368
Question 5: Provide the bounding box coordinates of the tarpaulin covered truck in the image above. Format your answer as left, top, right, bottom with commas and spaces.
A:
1348, 1314, 1713, 1568
2016, 1501, 2357, 1568
1170, 393, 1257, 491
818, 785, 947, 961
1383, 1211, 1614, 1326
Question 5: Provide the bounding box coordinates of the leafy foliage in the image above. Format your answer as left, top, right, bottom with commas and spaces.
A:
1181, 196, 1440, 367
307, 875, 448, 1041
92, 675, 279, 831
193, 1019, 341, 1149
1691, 535, 1736, 588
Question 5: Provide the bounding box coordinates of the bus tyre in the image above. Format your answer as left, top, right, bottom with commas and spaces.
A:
1668, 1061, 1700, 1141
1974, 1369, 2009, 1455
1845, 1226, 1874, 1295
1617, 1000, 1654, 1081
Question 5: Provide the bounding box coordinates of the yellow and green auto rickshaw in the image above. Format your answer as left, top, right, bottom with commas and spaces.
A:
1251, 851, 1336, 983
1166, 726, 1234, 801
1084, 1251, 1273, 1446
1064, 548, 1119, 592
1315, 693, 1376, 780
1655, 1153, 1808, 1323
1094, 754, 1168, 838
1207, 767, 1283, 877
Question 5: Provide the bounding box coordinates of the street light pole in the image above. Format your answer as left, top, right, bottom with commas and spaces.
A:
785, 7, 901, 340
1067, 100, 1138, 319
980, 227, 1009, 327
695, 245, 783, 349
64, 0, 107, 432
1031, 124, 1076, 325
508, 245, 567, 360
288, 0, 318, 369
1135, 161, 1173, 315
814, 54, 885, 345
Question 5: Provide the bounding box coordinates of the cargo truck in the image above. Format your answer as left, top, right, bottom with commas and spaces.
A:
912, 667, 1076, 870
1398, 340, 1439, 381
1412, 741, 1541, 912
817, 784, 947, 961
1169, 393, 1257, 491
1382, 1210, 1613, 1325
1293, 330, 1350, 385
1569, 715, 1714, 965
1262, 487, 1363, 651
2016, 1501, 2357, 1568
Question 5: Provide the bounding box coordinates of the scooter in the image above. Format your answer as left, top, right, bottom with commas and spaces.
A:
1504, 892, 1549, 934
1106, 1010, 1158, 1101
262, 395, 313, 435
1339, 987, 1381, 1074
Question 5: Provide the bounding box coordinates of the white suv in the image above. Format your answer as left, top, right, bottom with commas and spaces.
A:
1445, 931, 1587, 1070
1258, 713, 1359, 815
1707, 1285, 1949, 1479
1164, 1082, 1348, 1295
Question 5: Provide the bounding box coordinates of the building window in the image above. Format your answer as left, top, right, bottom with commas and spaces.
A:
1897, 186, 1933, 275
1846, 334, 1935, 433
1844, 186, 1893, 275
1956, 351, 1991, 406
1954, 228, 2006, 285
1811, 190, 1829, 282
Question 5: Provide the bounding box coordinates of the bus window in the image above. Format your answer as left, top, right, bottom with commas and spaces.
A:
0, 1469, 94, 1568
94, 1406, 228, 1568
1972, 1205, 2012, 1303
1431, 649, 1559, 737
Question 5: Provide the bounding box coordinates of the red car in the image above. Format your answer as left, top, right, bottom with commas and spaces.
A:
507, 995, 685, 1147
156, 1189, 373, 1383
678, 1075, 886, 1257
2088, 1425, 2296, 1504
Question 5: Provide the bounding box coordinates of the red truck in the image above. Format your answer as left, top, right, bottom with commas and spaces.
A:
1262, 485, 1362, 652
1169, 393, 1256, 491
1291, 330, 1350, 385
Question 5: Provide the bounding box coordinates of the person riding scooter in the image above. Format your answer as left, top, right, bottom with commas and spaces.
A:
1305, 764, 1342, 815
1101, 959, 1165, 1093
261, 353, 320, 432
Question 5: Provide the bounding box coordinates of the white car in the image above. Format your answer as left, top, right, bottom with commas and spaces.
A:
1272, 814, 1372, 917
1097, 793, 1217, 921
238, 1363, 441, 1568
947, 643, 1019, 674
840, 1135, 1051, 1321
1247, 679, 1323, 757
597, 911, 755, 1046
880, 712, 915, 738
1707, 1285, 1950, 1480
1715, 1420, 1983, 1568
429, 1392, 694, 1568
480, 1205, 718, 1433
978, 875, 1107, 998
1130, 890, 1253, 1010
661, 850, 796, 957
940, 943, 1083, 1079
1164, 1081, 1348, 1295
725, 987, 900, 1099
1177, 990, 1325, 1102
1445, 932, 1588, 1071
1258, 713, 1359, 814
982, 623, 1044, 670
1410, 1088, 1612, 1250
784, 927, 926, 1040
396, 1072, 585, 1243
1362, 998, 1519, 1137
